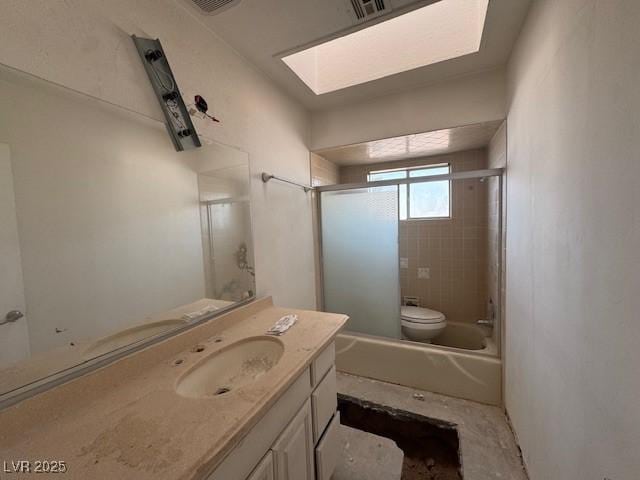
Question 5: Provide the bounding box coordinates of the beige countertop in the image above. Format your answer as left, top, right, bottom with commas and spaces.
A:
0, 297, 348, 480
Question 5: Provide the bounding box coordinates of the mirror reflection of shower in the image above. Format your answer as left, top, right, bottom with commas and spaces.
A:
235, 242, 255, 277
198, 165, 255, 302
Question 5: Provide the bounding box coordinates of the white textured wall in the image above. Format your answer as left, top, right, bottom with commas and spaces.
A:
0, 0, 315, 310
505, 1, 640, 478
488, 122, 506, 169
310, 68, 506, 150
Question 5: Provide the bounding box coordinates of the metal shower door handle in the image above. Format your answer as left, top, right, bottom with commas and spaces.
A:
1, 310, 24, 325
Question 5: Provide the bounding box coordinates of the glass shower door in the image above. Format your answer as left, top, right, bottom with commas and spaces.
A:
320, 186, 401, 339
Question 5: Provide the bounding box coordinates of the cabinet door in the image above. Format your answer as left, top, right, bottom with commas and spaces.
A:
315, 413, 341, 480
312, 366, 337, 443
247, 451, 274, 480
272, 399, 314, 480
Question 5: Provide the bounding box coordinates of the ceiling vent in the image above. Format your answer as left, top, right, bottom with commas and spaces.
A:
189, 0, 242, 15
349, 0, 388, 20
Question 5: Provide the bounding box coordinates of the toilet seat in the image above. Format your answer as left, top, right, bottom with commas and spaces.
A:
400, 306, 445, 324
401, 306, 446, 343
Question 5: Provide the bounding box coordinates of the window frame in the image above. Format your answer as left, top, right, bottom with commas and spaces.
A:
367, 163, 451, 220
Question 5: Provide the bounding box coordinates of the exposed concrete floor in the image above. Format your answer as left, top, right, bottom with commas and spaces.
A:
333, 425, 403, 480
337, 373, 529, 480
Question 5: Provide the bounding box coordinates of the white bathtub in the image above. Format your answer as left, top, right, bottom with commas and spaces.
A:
335, 322, 501, 405
430, 321, 498, 356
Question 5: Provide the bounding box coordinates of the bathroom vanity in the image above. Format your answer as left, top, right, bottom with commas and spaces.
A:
209, 342, 340, 480
0, 297, 347, 480
0, 67, 347, 480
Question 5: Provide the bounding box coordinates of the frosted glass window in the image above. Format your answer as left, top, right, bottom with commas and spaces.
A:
321, 187, 400, 339
368, 164, 450, 219
367, 170, 407, 220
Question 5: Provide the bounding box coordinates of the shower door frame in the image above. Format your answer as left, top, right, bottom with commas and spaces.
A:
315, 167, 505, 357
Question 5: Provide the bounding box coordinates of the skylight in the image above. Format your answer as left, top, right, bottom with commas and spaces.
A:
281, 0, 489, 95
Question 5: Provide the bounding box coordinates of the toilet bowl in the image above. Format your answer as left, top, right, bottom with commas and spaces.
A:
401, 306, 447, 343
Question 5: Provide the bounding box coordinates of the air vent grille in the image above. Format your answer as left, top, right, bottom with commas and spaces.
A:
190, 0, 241, 15
350, 0, 365, 19
349, 0, 387, 21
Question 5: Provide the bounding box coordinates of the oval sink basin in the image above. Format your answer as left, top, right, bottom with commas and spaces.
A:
84, 319, 187, 359
176, 336, 284, 399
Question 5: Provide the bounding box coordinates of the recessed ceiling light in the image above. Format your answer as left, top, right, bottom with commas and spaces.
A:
281, 0, 489, 95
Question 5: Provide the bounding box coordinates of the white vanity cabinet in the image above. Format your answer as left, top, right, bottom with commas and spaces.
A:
247, 452, 274, 480
207, 342, 339, 480
315, 412, 342, 480
272, 399, 314, 480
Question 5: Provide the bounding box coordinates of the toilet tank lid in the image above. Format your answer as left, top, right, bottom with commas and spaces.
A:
401, 306, 445, 322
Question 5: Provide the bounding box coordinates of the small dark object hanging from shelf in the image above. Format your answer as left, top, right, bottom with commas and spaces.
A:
194, 95, 220, 123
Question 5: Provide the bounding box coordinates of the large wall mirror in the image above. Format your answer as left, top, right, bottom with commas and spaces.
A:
0, 65, 255, 401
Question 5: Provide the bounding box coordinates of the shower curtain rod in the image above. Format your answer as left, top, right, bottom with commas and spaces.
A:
314, 168, 504, 193
203, 196, 250, 205
261, 172, 313, 192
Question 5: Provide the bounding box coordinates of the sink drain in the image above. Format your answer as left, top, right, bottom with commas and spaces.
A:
214, 386, 231, 396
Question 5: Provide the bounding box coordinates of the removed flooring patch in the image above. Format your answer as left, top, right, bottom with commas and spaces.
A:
338, 372, 529, 480
332, 425, 403, 480
338, 394, 462, 480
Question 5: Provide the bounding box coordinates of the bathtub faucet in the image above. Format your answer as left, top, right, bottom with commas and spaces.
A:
477, 318, 494, 327
477, 299, 496, 328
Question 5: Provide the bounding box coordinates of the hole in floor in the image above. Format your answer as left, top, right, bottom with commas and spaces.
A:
337, 394, 462, 480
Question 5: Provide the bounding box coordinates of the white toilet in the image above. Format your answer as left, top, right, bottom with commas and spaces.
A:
400, 305, 447, 343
